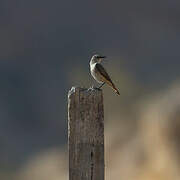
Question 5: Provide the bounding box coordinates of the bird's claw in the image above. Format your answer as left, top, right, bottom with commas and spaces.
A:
91, 85, 95, 89
89, 85, 101, 91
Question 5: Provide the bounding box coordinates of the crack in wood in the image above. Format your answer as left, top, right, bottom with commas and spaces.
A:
91, 151, 94, 180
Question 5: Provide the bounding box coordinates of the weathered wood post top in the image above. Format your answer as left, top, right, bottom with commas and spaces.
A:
68, 87, 104, 180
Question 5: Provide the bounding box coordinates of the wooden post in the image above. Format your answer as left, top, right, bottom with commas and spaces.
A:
68, 87, 104, 180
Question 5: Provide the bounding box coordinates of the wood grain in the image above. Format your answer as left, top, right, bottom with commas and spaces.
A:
68, 87, 104, 180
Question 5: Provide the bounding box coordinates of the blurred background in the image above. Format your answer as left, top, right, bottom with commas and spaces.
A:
1, 0, 180, 179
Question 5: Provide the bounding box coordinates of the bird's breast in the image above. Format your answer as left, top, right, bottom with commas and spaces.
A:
90, 63, 103, 83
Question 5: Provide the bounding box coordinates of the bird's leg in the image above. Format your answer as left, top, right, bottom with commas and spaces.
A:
98, 82, 105, 89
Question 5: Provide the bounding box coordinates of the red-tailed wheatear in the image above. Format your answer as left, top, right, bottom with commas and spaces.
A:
90, 54, 120, 95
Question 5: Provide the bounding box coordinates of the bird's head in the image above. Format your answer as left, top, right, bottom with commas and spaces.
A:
90, 54, 106, 64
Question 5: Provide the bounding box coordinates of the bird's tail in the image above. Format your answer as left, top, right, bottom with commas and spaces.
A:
112, 85, 120, 95
106, 81, 120, 95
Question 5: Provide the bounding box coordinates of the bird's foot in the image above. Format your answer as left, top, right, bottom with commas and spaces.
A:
91, 85, 96, 89
98, 82, 105, 89
89, 85, 101, 91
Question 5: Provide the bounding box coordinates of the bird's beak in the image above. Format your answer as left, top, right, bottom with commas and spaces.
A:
98, 56, 106, 59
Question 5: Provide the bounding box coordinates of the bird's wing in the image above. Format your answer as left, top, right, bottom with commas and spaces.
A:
96, 63, 120, 95
95, 63, 113, 83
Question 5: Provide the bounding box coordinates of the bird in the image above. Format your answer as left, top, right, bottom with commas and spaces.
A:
90, 54, 120, 95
